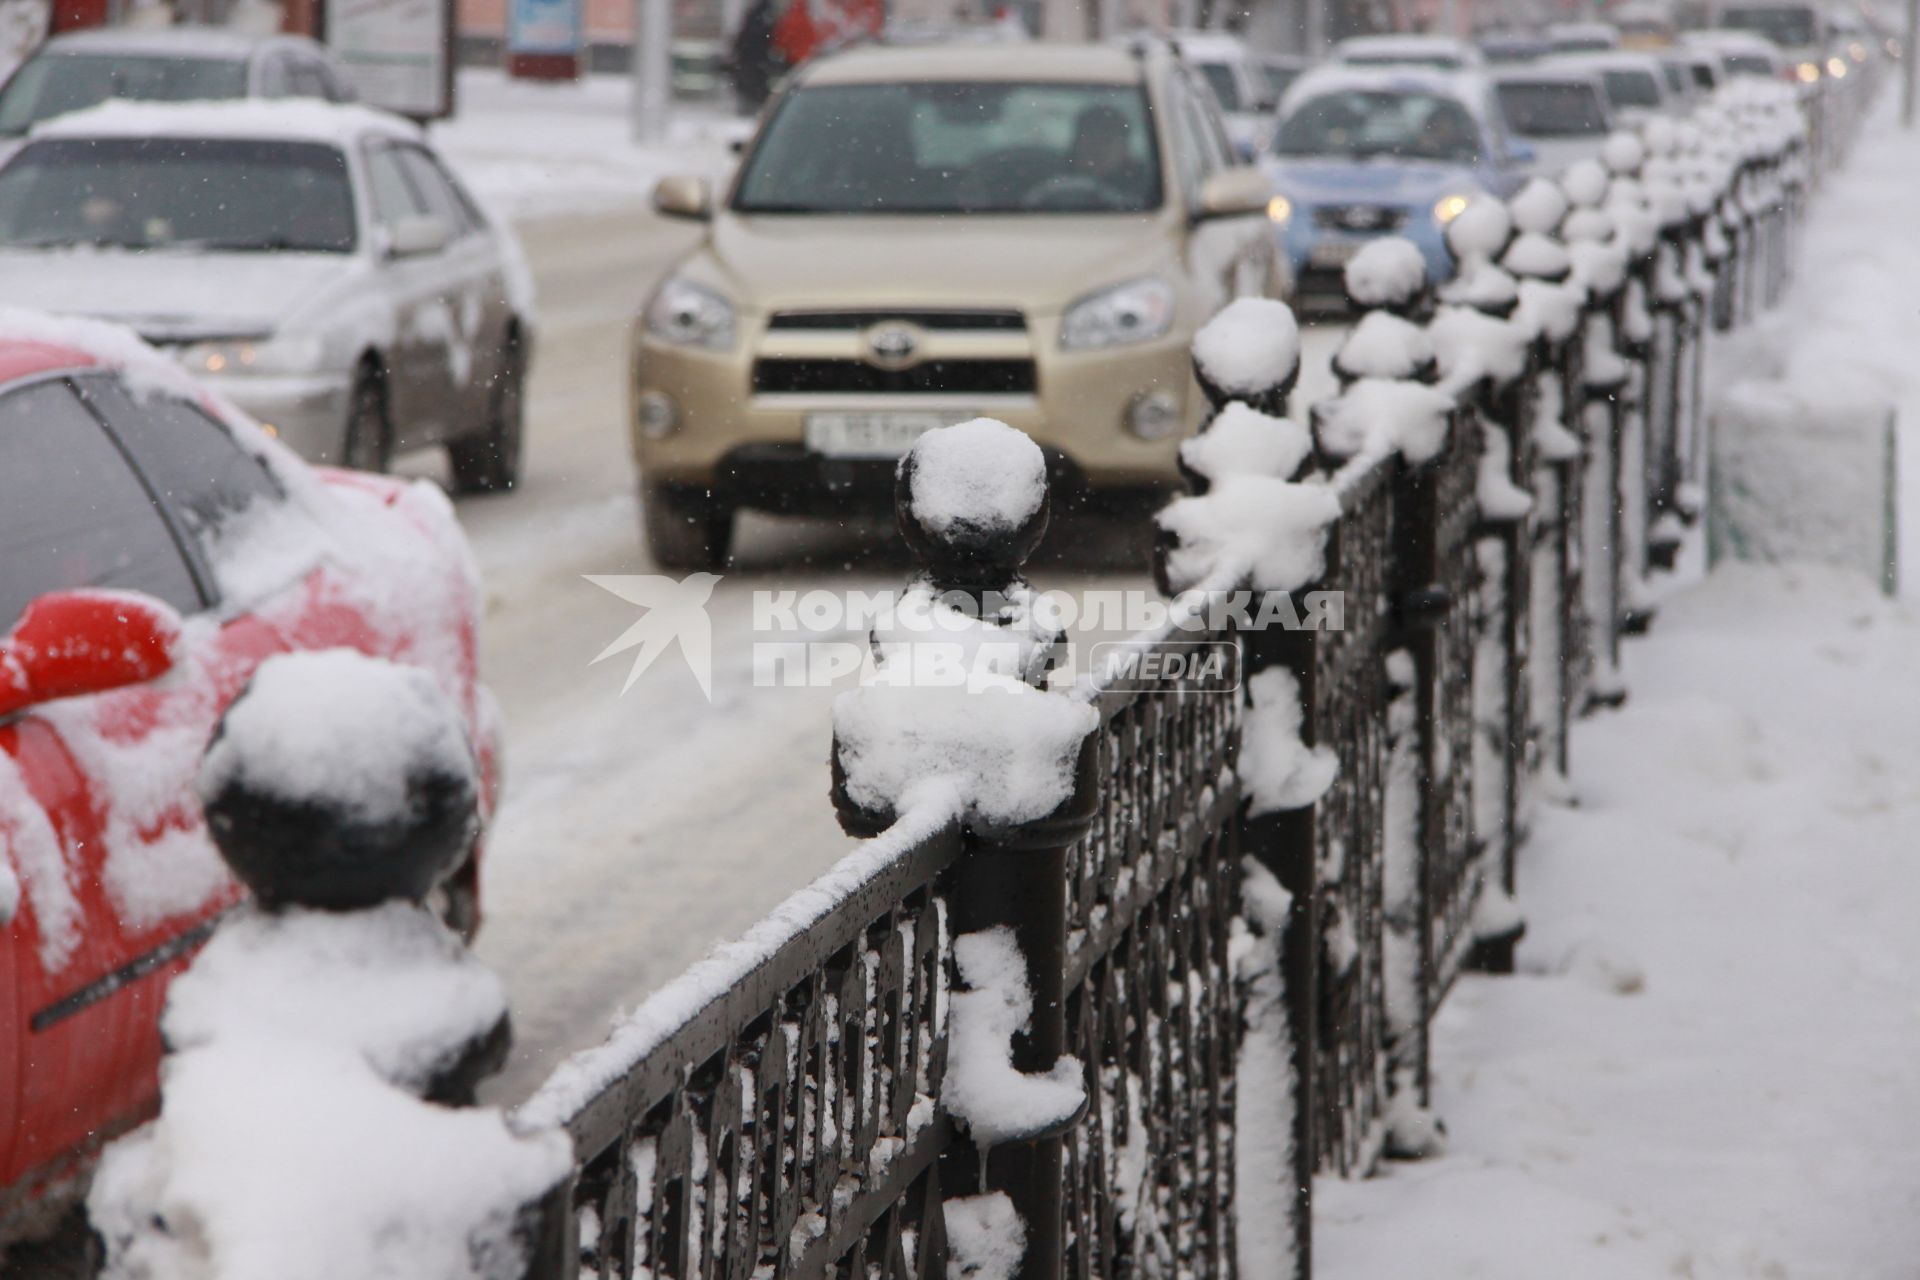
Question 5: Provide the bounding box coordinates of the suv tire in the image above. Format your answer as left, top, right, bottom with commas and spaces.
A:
643, 482, 733, 571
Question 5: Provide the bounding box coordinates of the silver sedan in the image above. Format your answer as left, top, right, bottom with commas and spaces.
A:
0, 99, 533, 489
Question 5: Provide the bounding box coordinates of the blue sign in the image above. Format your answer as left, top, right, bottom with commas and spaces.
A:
508, 0, 582, 56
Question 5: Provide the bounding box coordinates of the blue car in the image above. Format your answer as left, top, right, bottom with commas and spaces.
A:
1262, 68, 1535, 313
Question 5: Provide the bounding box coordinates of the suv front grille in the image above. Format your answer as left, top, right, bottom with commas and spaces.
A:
766, 309, 1026, 332
752, 358, 1037, 395
1313, 204, 1407, 233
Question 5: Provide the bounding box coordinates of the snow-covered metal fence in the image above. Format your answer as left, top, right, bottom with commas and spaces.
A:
501, 85, 1824, 1280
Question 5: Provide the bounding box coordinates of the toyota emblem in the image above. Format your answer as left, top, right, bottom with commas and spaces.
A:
863, 321, 922, 370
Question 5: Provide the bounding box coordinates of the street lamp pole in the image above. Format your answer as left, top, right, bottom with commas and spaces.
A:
631, 0, 672, 143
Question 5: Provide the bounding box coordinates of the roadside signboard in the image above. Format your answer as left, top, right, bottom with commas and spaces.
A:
506, 0, 582, 79
322, 0, 454, 119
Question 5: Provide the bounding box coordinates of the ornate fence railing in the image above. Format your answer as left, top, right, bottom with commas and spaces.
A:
504, 83, 1820, 1280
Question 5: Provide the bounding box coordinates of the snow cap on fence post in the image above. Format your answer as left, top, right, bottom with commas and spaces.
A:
1191, 296, 1301, 417
89, 649, 572, 1280
1343, 235, 1433, 319
833, 419, 1099, 843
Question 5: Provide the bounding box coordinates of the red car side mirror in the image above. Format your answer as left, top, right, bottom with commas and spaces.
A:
0, 591, 184, 718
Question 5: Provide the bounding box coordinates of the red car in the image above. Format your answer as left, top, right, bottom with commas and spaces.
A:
0, 322, 500, 1243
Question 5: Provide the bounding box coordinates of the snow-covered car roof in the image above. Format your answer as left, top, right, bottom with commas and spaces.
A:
802, 41, 1147, 86
1681, 28, 1780, 54
0, 307, 226, 401
1162, 29, 1254, 60
29, 97, 422, 147
1333, 34, 1482, 66
1547, 50, 1669, 78
29, 25, 283, 59
1491, 64, 1609, 86
1280, 63, 1487, 116
1545, 21, 1621, 44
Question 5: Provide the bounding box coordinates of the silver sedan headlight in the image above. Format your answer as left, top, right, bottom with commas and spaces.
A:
644, 276, 736, 351
178, 334, 327, 377
1059, 278, 1176, 352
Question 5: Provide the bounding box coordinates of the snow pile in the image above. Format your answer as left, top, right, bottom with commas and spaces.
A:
1500, 232, 1572, 283
1316, 565, 1920, 1279
1429, 305, 1532, 393
199, 650, 477, 833
0, 751, 72, 967
1508, 178, 1569, 236
904, 420, 1048, 542
868, 581, 1058, 687
1444, 199, 1512, 261
0, 305, 203, 402
945, 1192, 1025, 1280
1513, 278, 1585, 346
943, 927, 1085, 1147
1239, 667, 1338, 815
834, 676, 1095, 830
1436, 258, 1519, 313
1475, 422, 1533, 522
1313, 378, 1455, 465
1559, 159, 1610, 208
160, 902, 509, 1096
1601, 128, 1645, 175
1156, 476, 1342, 596
1178, 403, 1314, 487
35, 97, 421, 147
1343, 237, 1428, 309
88, 1037, 570, 1280
1334, 311, 1434, 382
1229, 860, 1297, 1280
1191, 298, 1301, 398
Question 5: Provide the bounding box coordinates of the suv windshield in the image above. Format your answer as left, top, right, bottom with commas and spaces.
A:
0, 53, 248, 137
1719, 6, 1817, 46
0, 137, 357, 252
1275, 89, 1483, 163
732, 81, 1163, 215
1497, 81, 1609, 135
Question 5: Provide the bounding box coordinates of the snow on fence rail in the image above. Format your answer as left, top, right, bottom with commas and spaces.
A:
78, 75, 1822, 1280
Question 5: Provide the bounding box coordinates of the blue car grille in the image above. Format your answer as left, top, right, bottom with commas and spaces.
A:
1313, 204, 1408, 233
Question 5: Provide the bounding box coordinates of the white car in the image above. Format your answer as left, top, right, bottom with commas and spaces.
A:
1493, 67, 1616, 178
1167, 30, 1276, 159
1332, 34, 1483, 70
0, 99, 533, 488
1547, 50, 1679, 125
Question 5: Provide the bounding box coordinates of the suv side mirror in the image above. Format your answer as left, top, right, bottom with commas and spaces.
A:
1195, 168, 1274, 222
0, 591, 182, 719
386, 214, 455, 258
653, 175, 714, 220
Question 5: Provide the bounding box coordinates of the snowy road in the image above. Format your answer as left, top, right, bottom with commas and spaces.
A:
432, 206, 1300, 1101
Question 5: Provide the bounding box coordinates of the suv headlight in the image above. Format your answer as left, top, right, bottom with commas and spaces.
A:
179, 334, 326, 376
1434, 193, 1473, 224
644, 276, 736, 351
1059, 278, 1176, 352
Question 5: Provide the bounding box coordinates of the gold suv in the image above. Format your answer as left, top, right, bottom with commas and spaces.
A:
633, 41, 1278, 568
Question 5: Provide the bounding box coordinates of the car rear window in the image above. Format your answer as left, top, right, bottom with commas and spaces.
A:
1719, 5, 1818, 47
0, 52, 248, 137
0, 379, 203, 631
1497, 81, 1610, 135
1599, 69, 1663, 108
733, 80, 1163, 215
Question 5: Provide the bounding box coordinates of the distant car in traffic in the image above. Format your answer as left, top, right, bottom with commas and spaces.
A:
1264, 67, 1531, 312
1713, 0, 1829, 83
1547, 50, 1678, 124
0, 27, 354, 149
1492, 67, 1615, 178
1477, 31, 1552, 63
1332, 33, 1483, 70
0, 100, 533, 489
1662, 48, 1724, 97
631, 41, 1278, 569
0, 317, 497, 1246
1546, 22, 1621, 53
1167, 30, 1276, 159
1681, 28, 1787, 80
1255, 52, 1310, 104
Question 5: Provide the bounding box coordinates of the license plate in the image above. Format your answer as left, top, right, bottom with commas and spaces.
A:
1309, 241, 1362, 269
803, 411, 975, 458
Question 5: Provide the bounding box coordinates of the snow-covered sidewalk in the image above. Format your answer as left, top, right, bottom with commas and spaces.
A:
1316, 101, 1920, 1278
430, 69, 739, 221
1318, 565, 1920, 1278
